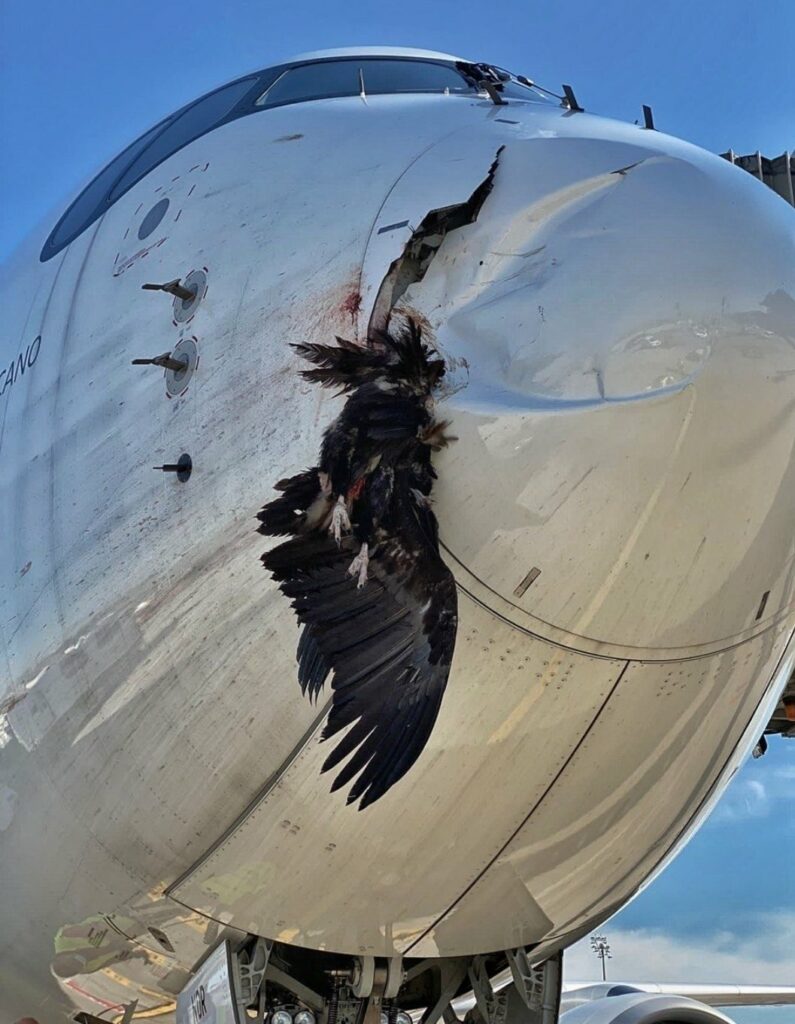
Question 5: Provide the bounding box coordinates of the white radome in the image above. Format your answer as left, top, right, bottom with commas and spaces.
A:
1, 45, 794, 1024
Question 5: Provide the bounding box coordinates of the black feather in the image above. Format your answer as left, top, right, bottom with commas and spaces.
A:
257, 468, 323, 537
293, 337, 391, 393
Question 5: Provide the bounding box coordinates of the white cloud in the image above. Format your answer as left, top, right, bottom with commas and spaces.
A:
708, 752, 795, 825
563, 912, 795, 985
711, 778, 771, 823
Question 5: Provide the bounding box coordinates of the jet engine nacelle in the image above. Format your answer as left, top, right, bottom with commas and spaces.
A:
560, 989, 736, 1024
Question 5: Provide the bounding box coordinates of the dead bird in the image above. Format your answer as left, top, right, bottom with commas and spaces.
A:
258, 318, 458, 809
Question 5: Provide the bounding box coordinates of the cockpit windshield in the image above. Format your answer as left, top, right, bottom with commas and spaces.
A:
255, 57, 557, 109
256, 59, 478, 108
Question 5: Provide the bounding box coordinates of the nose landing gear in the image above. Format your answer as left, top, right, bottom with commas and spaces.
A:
208, 938, 563, 1024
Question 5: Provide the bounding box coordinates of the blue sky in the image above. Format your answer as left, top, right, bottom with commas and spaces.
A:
564, 741, 795, 1023
1, 0, 794, 258
1, 2, 794, 1020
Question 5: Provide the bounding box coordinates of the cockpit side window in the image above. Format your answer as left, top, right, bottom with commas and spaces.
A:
40, 72, 277, 262
39, 121, 171, 261
108, 76, 262, 202
256, 59, 477, 108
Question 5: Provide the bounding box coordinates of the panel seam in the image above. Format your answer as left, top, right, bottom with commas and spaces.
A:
403, 659, 631, 954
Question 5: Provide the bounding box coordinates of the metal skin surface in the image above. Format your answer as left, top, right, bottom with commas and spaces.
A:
1, 48, 795, 1022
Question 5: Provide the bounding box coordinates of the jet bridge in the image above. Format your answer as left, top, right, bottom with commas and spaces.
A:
719, 147, 795, 750
721, 149, 795, 206
764, 668, 795, 738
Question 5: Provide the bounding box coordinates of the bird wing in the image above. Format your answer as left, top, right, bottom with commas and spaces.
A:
256, 468, 327, 537
262, 510, 457, 809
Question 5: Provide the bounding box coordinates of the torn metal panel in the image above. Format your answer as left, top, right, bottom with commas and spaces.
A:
357, 131, 511, 340
369, 146, 504, 332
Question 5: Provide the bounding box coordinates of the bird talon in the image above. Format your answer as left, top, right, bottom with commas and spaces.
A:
348, 543, 369, 588
330, 496, 351, 544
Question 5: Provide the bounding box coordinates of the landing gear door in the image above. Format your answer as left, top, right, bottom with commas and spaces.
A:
177, 941, 241, 1024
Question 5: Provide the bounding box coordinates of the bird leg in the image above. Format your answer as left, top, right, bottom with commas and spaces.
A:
330, 495, 351, 544
348, 542, 369, 588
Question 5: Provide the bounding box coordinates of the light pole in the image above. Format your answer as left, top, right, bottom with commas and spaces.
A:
590, 934, 612, 981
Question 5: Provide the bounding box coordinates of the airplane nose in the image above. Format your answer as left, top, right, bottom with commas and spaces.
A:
409, 132, 795, 658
